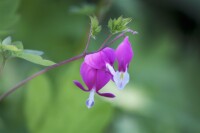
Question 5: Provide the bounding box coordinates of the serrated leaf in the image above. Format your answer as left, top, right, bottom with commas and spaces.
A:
24, 72, 51, 133
90, 16, 102, 39
108, 16, 132, 34
16, 53, 55, 66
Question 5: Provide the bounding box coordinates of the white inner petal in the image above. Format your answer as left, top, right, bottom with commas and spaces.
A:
113, 70, 130, 90
86, 89, 95, 109
106, 63, 115, 75
2, 36, 12, 45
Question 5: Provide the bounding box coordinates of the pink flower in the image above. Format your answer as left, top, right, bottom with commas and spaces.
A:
106, 36, 133, 89
73, 37, 134, 108
74, 62, 115, 108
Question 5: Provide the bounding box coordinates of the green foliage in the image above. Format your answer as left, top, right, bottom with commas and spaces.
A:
0, 0, 20, 36
69, 4, 96, 15
24, 62, 114, 133
108, 16, 132, 34
90, 16, 102, 39
0, 37, 55, 66
15, 53, 55, 66
24, 72, 51, 133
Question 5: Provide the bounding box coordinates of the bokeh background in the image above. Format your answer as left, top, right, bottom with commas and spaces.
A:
0, 0, 200, 133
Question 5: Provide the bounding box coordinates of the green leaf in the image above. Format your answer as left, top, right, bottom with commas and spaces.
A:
0, 37, 22, 55
35, 62, 114, 133
108, 16, 132, 34
69, 4, 96, 15
0, 36, 53, 66
2, 36, 12, 45
0, 0, 20, 36
0, 44, 21, 52
12, 41, 24, 50
24, 49, 44, 56
16, 52, 55, 66
24, 72, 51, 133
90, 16, 102, 39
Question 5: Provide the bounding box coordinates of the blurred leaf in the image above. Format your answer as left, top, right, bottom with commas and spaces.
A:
12, 41, 24, 50
24, 72, 51, 133
24, 49, 44, 56
69, 4, 96, 15
15, 52, 55, 66
0, 0, 20, 36
35, 62, 114, 133
108, 16, 132, 34
0, 36, 53, 66
0, 37, 22, 61
2, 36, 12, 45
90, 16, 102, 39
0, 44, 21, 52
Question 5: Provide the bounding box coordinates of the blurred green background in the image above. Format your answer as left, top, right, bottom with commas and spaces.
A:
0, 0, 200, 133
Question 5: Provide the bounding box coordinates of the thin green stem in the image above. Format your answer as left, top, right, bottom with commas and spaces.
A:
83, 25, 92, 54
99, 34, 112, 49
106, 29, 138, 47
0, 28, 138, 101
0, 53, 85, 101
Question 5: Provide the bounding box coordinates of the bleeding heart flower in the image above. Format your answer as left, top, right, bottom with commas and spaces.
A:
84, 47, 115, 70
73, 36, 133, 108
106, 36, 133, 90
74, 62, 115, 108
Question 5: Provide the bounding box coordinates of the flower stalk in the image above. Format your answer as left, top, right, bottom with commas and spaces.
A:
0, 26, 136, 102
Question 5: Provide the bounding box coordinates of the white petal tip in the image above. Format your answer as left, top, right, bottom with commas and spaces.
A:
118, 85, 125, 90
86, 89, 95, 109
113, 71, 130, 90
86, 99, 94, 109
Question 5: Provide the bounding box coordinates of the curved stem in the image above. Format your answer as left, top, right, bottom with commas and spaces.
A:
0, 28, 137, 101
106, 29, 138, 47
83, 25, 92, 54
0, 53, 85, 101
99, 34, 112, 49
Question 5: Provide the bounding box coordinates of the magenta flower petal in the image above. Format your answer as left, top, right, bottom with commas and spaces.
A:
115, 36, 133, 72
80, 62, 96, 90
97, 91, 115, 98
84, 52, 104, 69
73, 80, 89, 92
95, 69, 112, 91
85, 47, 115, 70
101, 47, 115, 66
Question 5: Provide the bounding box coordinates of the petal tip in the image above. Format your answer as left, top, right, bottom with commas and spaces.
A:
73, 80, 89, 92
97, 92, 116, 98
86, 99, 94, 109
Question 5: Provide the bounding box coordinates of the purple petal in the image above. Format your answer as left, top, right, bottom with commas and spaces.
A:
80, 62, 96, 90
84, 51, 105, 69
73, 80, 89, 92
101, 47, 115, 66
95, 69, 112, 91
116, 36, 134, 72
85, 47, 115, 70
97, 91, 115, 98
